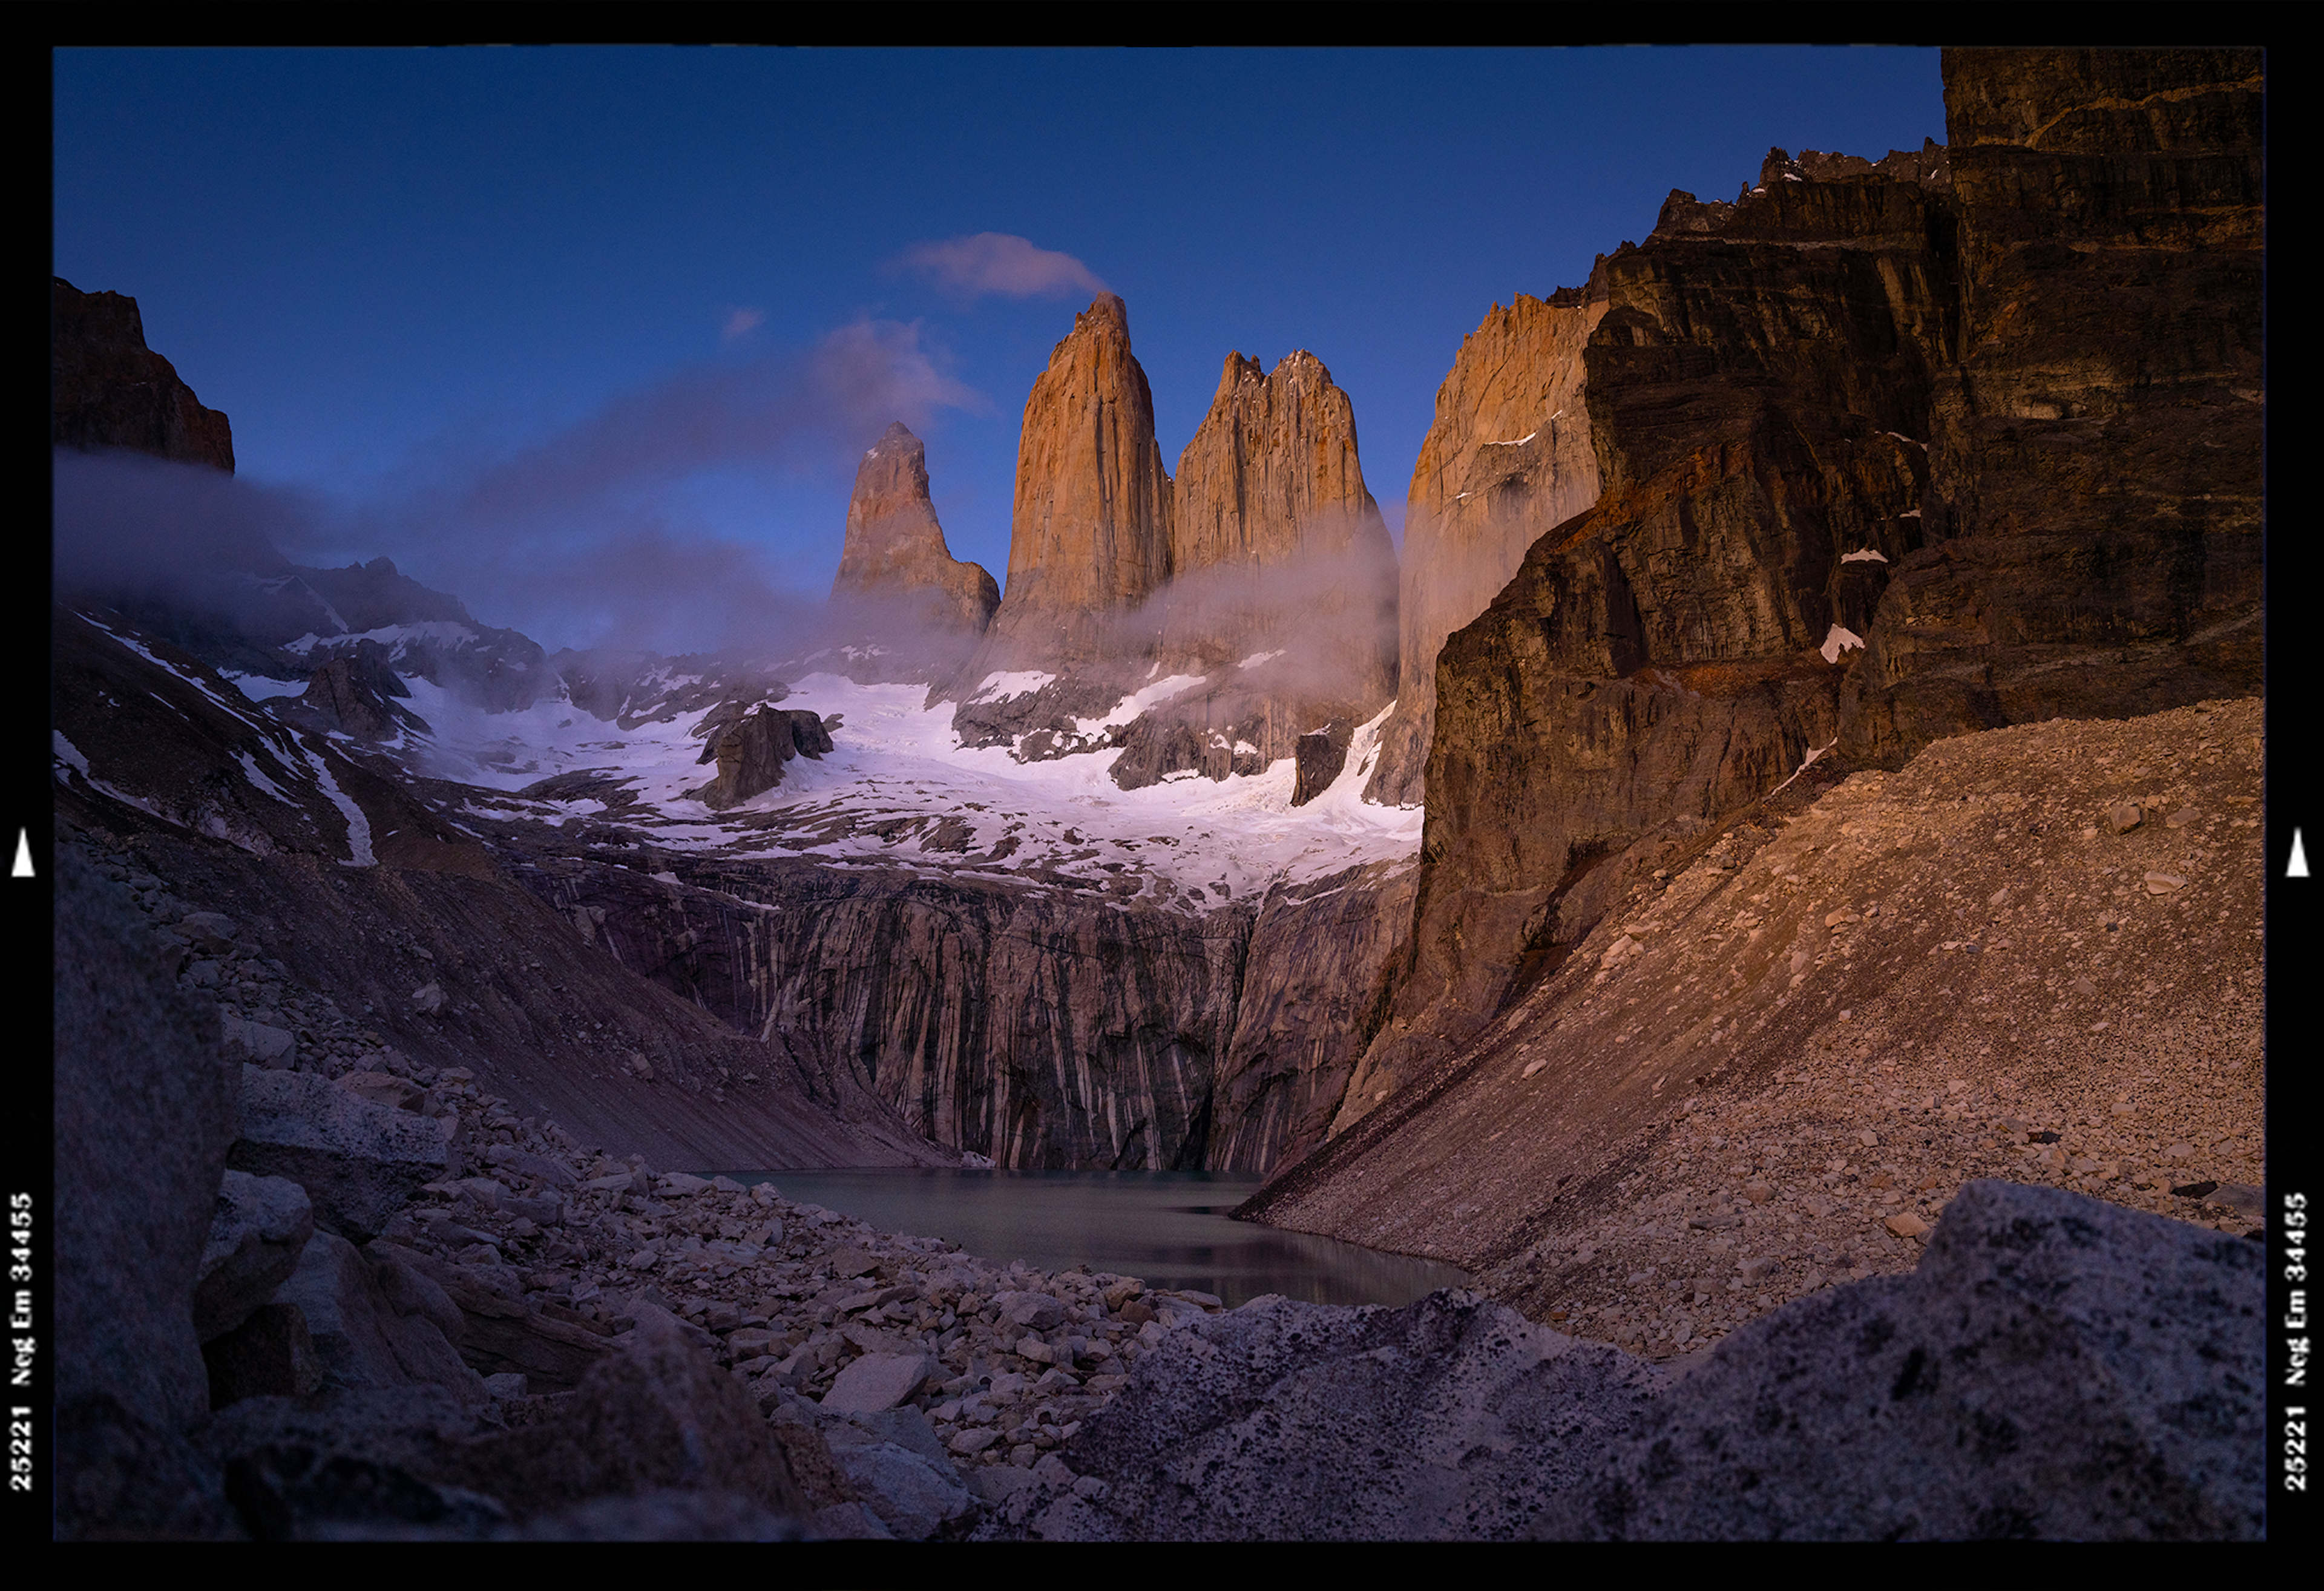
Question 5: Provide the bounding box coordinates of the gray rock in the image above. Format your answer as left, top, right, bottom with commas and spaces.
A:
220, 1011, 298, 1069
1008, 1290, 1664, 1540
818, 1407, 977, 1540
229, 1065, 453, 1239
821, 1350, 937, 1414
275, 1231, 491, 1405
193, 1169, 315, 1342
995, 1290, 1068, 1331
53, 846, 243, 1538
202, 1301, 324, 1406
337, 1069, 425, 1111
412, 982, 446, 1014
1532, 1180, 2265, 1540
442, 1305, 811, 1526
178, 910, 239, 952
385, 1242, 615, 1391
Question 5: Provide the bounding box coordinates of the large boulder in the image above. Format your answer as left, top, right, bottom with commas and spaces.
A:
1531, 1179, 2266, 1540
53, 844, 243, 1537
228, 1065, 454, 1239
1002, 1290, 1663, 1540
273, 1232, 490, 1406
384, 1243, 616, 1391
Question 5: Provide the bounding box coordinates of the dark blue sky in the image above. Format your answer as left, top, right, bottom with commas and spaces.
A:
54, 47, 1949, 654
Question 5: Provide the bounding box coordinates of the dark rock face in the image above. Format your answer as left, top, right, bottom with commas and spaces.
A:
996, 1290, 1664, 1540
686, 705, 835, 810
52, 277, 237, 472
1290, 720, 1354, 807
1353, 47, 2262, 1109
290, 638, 428, 740
1530, 1181, 2264, 1540
1843, 48, 2264, 762
832, 422, 1000, 632
53, 846, 244, 1538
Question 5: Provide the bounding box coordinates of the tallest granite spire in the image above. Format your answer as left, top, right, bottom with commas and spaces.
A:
983, 292, 1175, 659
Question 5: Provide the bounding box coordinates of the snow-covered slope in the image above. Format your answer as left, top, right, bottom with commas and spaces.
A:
261, 666, 1423, 905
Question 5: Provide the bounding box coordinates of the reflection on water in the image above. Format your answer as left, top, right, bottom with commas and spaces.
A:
720, 1169, 1469, 1310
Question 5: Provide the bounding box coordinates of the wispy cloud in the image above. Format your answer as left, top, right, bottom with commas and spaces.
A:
721, 306, 766, 342
893, 232, 1108, 301
57, 318, 990, 658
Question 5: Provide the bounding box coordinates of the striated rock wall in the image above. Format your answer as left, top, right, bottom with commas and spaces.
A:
1334, 47, 2260, 1126
517, 856, 1416, 1176
831, 422, 1000, 632
53, 277, 237, 473
1365, 287, 1608, 807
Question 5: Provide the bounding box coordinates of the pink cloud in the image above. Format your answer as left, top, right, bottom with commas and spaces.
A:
894, 232, 1108, 300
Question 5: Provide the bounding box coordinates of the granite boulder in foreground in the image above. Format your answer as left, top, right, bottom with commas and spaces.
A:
1534, 1179, 2266, 1541
996, 1180, 2263, 1540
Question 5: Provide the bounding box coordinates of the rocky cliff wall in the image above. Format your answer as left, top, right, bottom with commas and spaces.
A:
514, 854, 1415, 1176
53, 277, 237, 473
1335, 47, 2260, 1126
1365, 289, 1608, 807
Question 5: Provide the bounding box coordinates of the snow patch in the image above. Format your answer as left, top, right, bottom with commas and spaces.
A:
1819, 625, 1866, 665
1074, 675, 1206, 738
234, 750, 299, 805
301, 747, 376, 866
223, 671, 312, 702
1840, 549, 1889, 564
971, 671, 1057, 705
1238, 651, 1286, 671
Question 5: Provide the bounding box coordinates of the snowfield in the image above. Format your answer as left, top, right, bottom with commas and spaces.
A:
239, 668, 1422, 907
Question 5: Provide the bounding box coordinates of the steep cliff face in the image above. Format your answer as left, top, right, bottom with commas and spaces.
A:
1109, 350, 1400, 797
1301, 47, 2260, 1154
1350, 145, 1959, 1114
1365, 289, 1608, 807
831, 422, 1000, 632
52, 277, 237, 473
514, 853, 1415, 1176
979, 292, 1175, 663
1843, 48, 2263, 761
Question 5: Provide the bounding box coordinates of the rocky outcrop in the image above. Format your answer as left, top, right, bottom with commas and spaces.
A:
954, 330, 1400, 796
686, 705, 835, 810
52, 277, 237, 472
991, 1181, 2260, 1540
287, 638, 428, 741
1365, 286, 1608, 806
1341, 47, 2260, 1117
980, 292, 1175, 662
831, 422, 999, 632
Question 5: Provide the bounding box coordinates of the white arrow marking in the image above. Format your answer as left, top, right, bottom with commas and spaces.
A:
2290, 827, 2310, 879
10, 830, 31, 878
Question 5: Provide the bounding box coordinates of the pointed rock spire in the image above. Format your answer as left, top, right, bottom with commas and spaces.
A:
986, 292, 1174, 654
831, 422, 999, 632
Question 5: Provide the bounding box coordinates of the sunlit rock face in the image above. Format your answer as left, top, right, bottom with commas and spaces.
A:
1364, 287, 1607, 809
980, 292, 1176, 664
950, 300, 1400, 804
52, 277, 238, 473
830, 422, 999, 634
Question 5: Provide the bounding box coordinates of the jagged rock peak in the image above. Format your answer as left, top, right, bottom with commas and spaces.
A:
51, 277, 237, 473
988, 293, 1173, 642
831, 422, 999, 632
1172, 348, 1388, 575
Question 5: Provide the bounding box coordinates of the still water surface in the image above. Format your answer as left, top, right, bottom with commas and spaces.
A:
723, 1169, 1469, 1310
